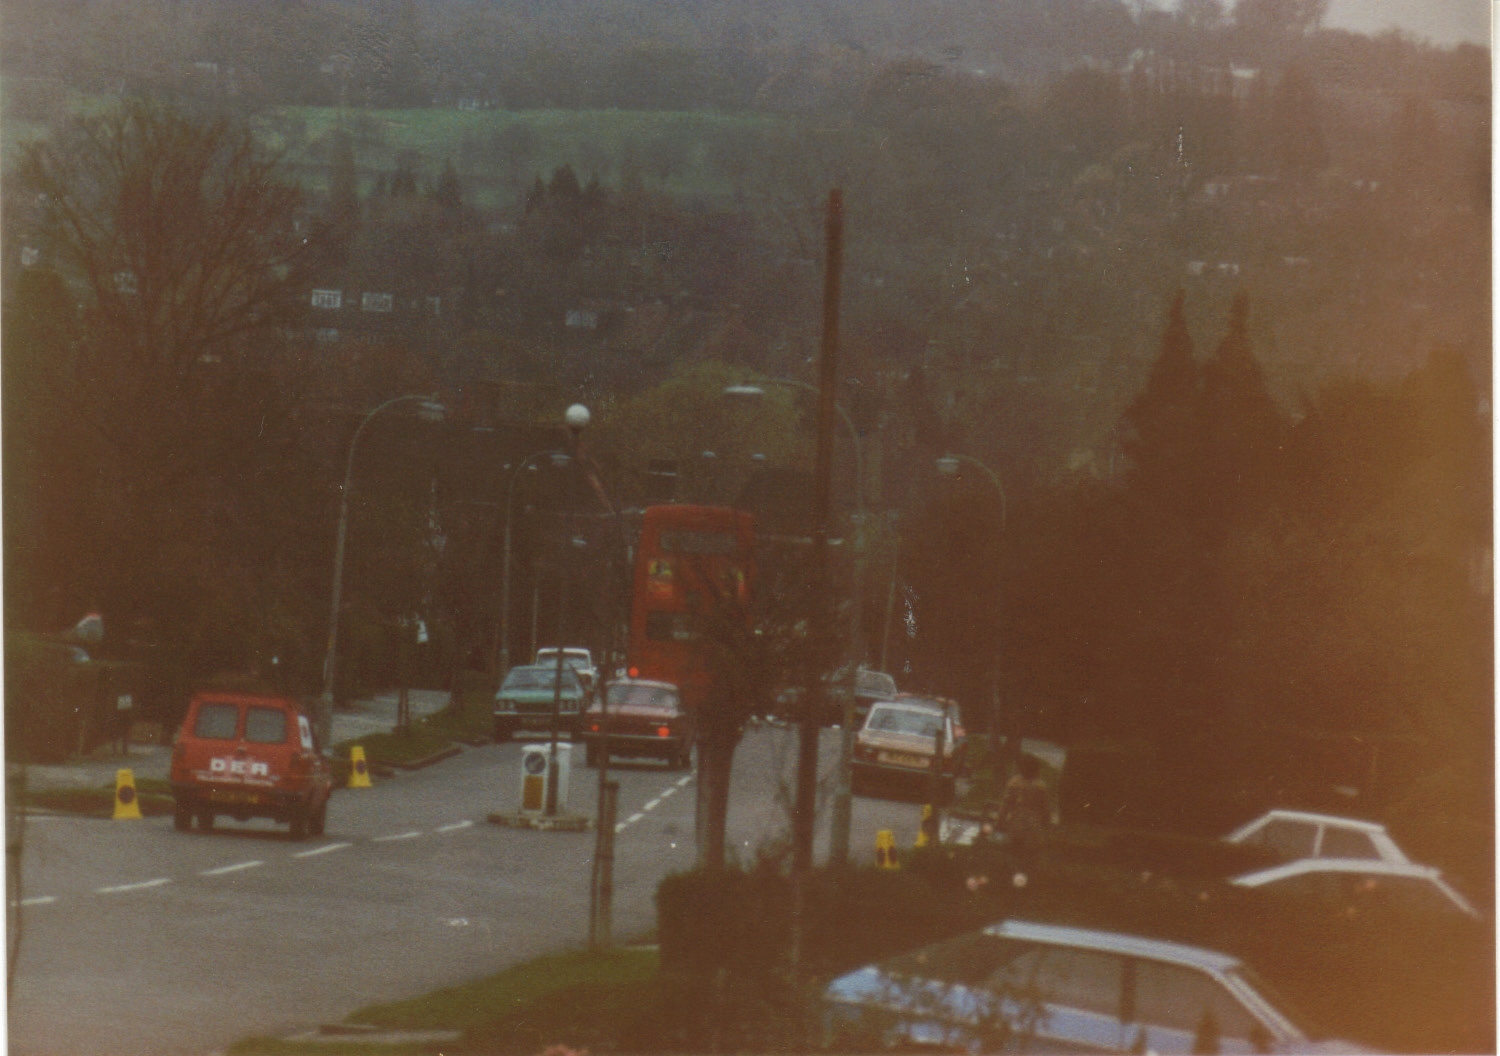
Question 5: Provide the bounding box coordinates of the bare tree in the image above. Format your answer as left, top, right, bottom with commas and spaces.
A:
14, 99, 316, 654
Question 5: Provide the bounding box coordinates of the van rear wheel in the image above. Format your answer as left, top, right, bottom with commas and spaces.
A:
309, 800, 327, 837
197, 811, 215, 832
289, 808, 309, 841
173, 803, 192, 832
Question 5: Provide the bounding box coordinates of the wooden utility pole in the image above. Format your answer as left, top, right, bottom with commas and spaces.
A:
790, 188, 844, 978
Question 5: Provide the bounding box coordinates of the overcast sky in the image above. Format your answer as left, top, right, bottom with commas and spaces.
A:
1321, 0, 1491, 45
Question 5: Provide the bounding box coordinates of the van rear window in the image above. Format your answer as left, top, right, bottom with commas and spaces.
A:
193, 703, 240, 740
245, 706, 289, 744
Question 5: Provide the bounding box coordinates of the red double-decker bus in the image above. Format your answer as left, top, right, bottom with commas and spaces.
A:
625, 505, 755, 713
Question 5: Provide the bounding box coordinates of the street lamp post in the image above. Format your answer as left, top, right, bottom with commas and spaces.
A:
543, 404, 593, 819
936, 452, 1009, 767
497, 405, 597, 684
497, 449, 570, 680
320, 394, 444, 747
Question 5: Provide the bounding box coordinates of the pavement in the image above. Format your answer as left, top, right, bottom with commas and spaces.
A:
14, 689, 453, 791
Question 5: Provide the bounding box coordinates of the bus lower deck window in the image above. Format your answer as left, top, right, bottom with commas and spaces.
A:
646, 612, 699, 641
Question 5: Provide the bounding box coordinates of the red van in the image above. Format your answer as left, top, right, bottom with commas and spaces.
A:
169, 691, 334, 839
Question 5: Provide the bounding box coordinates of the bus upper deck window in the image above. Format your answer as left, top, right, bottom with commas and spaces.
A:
660, 529, 736, 554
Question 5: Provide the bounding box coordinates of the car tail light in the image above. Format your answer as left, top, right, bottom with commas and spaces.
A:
655, 725, 671, 738
628, 666, 640, 678
589, 722, 601, 733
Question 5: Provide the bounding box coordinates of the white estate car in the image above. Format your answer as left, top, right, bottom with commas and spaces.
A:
1231, 857, 1479, 919
1223, 809, 1412, 866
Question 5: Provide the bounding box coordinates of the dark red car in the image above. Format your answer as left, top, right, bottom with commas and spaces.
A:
582, 679, 694, 770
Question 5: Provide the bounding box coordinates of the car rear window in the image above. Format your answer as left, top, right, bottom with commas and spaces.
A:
244, 706, 289, 744
867, 707, 943, 738
607, 684, 679, 711
193, 703, 240, 740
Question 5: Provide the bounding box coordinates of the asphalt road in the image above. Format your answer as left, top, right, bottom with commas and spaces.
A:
8, 724, 929, 1056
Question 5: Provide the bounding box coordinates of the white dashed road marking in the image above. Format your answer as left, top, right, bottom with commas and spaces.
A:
26, 817, 500, 907
200, 860, 264, 877
292, 841, 353, 858
613, 774, 696, 834
372, 831, 422, 843
96, 878, 171, 895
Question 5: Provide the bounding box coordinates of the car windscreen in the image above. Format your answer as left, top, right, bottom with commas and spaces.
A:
882, 933, 1030, 987
244, 706, 289, 745
504, 667, 580, 691
193, 702, 240, 740
867, 707, 943, 738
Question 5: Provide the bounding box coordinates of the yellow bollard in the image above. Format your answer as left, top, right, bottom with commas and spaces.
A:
347, 745, 373, 788
112, 768, 143, 820
875, 829, 899, 870
913, 804, 934, 849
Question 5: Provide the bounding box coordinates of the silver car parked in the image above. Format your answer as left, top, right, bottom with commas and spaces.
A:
822, 919, 1373, 1053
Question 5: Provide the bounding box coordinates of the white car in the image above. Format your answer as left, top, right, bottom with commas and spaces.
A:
850, 698, 966, 801
534, 646, 596, 691
1223, 809, 1412, 866
822, 918, 1373, 1053
1231, 857, 1479, 919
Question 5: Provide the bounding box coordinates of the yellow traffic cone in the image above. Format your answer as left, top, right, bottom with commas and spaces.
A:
347, 745, 372, 788
875, 829, 899, 870
913, 804, 934, 849
112, 768, 143, 820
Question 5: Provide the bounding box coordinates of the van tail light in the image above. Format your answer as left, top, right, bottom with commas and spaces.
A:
656, 725, 672, 738
589, 722, 601, 733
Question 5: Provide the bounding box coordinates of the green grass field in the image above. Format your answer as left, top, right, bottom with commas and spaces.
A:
2, 80, 786, 207
263, 104, 781, 207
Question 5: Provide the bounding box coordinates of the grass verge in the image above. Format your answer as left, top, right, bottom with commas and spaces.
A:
19, 777, 175, 817
226, 945, 661, 1056
332, 693, 494, 771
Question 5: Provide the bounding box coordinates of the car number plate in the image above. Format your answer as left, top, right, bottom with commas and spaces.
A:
877, 751, 929, 768
210, 789, 261, 805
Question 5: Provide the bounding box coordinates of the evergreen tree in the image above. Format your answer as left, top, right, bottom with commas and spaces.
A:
1200, 293, 1289, 535
547, 163, 582, 202
525, 174, 547, 214
1120, 290, 1204, 507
